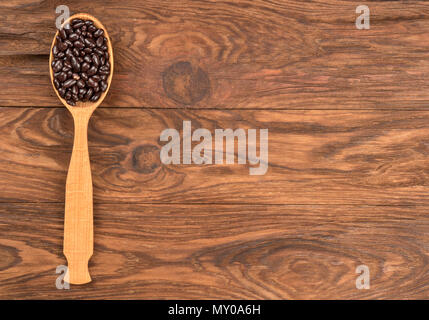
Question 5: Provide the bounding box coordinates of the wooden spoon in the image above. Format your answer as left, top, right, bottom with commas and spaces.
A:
49, 13, 113, 284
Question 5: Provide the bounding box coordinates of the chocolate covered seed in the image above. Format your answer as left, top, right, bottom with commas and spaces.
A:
73, 40, 84, 49
84, 55, 92, 64
87, 65, 97, 76
77, 79, 86, 88
84, 38, 96, 48
59, 28, 67, 40
63, 79, 76, 88
53, 60, 63, 72
85, 87, 93, 100
93, 29, 104, 38
92, 53, 100, 67
96, 36, 104, 47
81, 62, 90, 72
100, 81, 108, 92
69, 33, 79, 42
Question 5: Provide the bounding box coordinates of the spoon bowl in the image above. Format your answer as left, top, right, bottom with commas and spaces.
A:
49, 13, 113, 284
49, 13, 114, 113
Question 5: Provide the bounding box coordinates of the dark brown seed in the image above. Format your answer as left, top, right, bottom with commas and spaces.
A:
73, 22, 84, 29
81, 62, 90, 72
58, 87, 66, 98
85, 20, 93, 26
57, 52, 65, 58
52, 45, 59, 56
85, 88, 93, 100
65, 91, 72, 100
84, 55, 92, 64
104, 51, 109, 59
101, 45, 108, 51
92, 54, 100, 67
84, 38, 96, 48
91, 75, 101, 82
81, 31, 87, 37
57, 72, 68, 82
54, 78, 60, 89
87, 65, 97, 76
64, 39, 73, 48
73, 41, 84, 49
96, 37, 104, 47
94, 29, 104, 38
51, 60, 56, 67
67, 71, 73, 78
84, 48, 92, 54
68, 33, 79, 42
80, 50, 86, 56
88, 77, 99, 87
53, 60, 63, 72
88, 25, 96, 33
94, 86, 100, 93
77, 79, 86, 88
100, 74, 107, 81
100, 56, 106, 65
63, 79, 76, 88
70, 56, 80, 72
90, 92, 101, 101
86, 32, 93, 39
94, 48, 104, 56
72, 94, 79, 102
71, 19, 83, 25
81, 72, 88, 80
81, 25, 87, 32
57, 40, 67, 51
100, 81, 108, 92
72, 48, 80, 57
99, 69, 110, 75
72, 73, 80, 80
77, 57, 83, 63
62, 66, 71, 72
65, 48, 73, 58
59, 28, 67, 39
71, 85, 78, 95
75, 28, 82, 35
66, 100, 76, 106
64, 60, 72, 69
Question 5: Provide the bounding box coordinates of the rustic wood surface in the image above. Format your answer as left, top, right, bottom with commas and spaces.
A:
1, 0, 429, 299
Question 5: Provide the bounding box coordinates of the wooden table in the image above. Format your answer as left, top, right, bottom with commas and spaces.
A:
1, 0, 429, 299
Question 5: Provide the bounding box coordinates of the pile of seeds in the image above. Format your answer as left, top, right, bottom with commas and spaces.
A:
51, 18, 110, 106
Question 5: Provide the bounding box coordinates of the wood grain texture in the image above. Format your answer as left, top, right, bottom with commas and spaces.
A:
1, 0, 429, 300
1, 107, 429, 205
1, 0, 429, 108
1, 203, 429, 299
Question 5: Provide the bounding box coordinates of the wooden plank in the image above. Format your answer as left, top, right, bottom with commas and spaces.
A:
2, 107, 429, 205
0, 202, 428, 299
1, 0, 429, 108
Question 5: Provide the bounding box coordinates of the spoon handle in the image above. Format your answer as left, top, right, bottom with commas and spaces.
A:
64, 112, 93, 284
